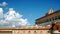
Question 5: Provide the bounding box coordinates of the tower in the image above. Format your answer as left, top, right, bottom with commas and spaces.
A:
48, 8, 54, 14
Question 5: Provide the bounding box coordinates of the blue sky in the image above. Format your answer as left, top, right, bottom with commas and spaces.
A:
0, 0, 60, 26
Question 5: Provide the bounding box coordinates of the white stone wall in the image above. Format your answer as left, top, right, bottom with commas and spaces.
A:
13, 30, 50, 34
0, 30, 51, 34
0, 30, 12, 34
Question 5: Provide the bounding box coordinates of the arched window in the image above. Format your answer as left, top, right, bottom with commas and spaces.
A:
49, 19, 51, 21
34, 31, 37, 34
46, 31, 49, 34
23, 31, 25, 33
58, 16, 60, 19
52, 17, 55, 21
47, 30, 50, 34
58, 30, 60, 32
40, 30, 42, 34
17, 31, 20, 34
57, 26, 59, 30
28, 31, 30, 34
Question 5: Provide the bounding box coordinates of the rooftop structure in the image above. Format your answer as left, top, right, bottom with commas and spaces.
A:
35, 8, 60, 26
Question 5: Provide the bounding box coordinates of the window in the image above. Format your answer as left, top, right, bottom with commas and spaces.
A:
58, 30, 60, 32
40, 31, 42, 34
49, 19, 51, 21
46, 31, 51, 34
34, 31, 37, 34
47, 31, 50, 33
58, 17, 60, 19
28, 31, 31, 34
57, 26, 59, 30
28, 31, 30, 34
23, 31, 25, 33
52, 17, 55, 21
55, 17, 58, 20
18, 32, 20, 34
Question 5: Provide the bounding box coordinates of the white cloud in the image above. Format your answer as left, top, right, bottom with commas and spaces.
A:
0, 2, 7, 6
0, 8, 29, 28
12, 24, 16, 27
0, 8, 3, 12
0, 8, 3, 19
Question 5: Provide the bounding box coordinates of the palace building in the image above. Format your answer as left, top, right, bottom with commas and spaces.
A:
0, 8, 60, 34
0, 26, 51, 34
35, 8, 60, 34
35, 8, 60, 26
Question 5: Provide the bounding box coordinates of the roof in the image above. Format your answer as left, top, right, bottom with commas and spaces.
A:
0, 26, 51, 30
36, 10, 60, 21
